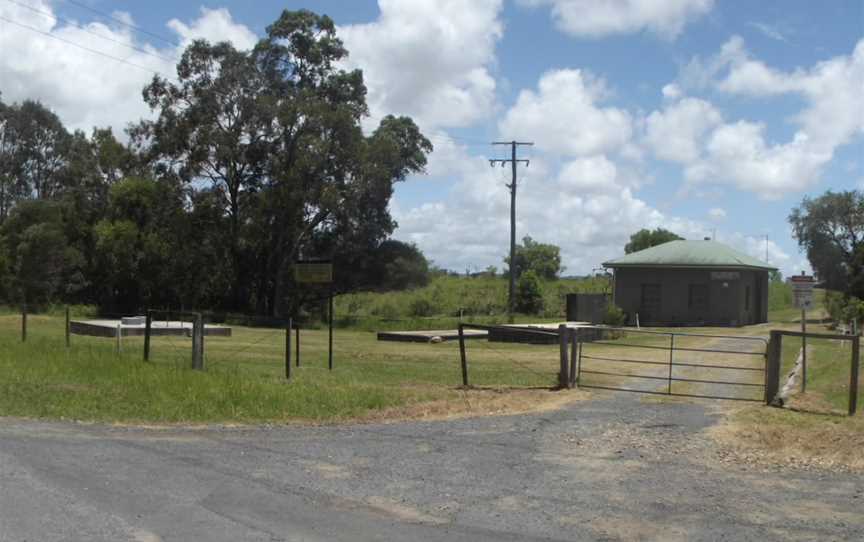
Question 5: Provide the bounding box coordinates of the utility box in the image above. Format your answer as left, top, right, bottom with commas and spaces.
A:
566, 294, 610, 324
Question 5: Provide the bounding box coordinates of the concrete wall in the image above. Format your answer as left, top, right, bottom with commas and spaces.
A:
611, 267, 769, 326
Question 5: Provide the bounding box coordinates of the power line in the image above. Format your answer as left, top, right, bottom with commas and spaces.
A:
489, 140, 534, 322
3, 0, 178, 64
0, 14, 176, 80
64, 0, 181, 48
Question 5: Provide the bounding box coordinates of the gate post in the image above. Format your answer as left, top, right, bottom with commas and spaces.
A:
558, 325, 569, 389
143, 310, 152, 362
569, 327, 579, 387
458, 324, 469, 387
765, 330, 782, 405
191, 313, 204, 371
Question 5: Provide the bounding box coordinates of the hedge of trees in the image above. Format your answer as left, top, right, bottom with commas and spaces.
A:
0, 10, 431, 317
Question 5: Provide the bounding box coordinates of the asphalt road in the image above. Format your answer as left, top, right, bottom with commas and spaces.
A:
1, 393, 861, 541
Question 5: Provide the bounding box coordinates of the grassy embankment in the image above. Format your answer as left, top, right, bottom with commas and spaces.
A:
332, 274, 609, 331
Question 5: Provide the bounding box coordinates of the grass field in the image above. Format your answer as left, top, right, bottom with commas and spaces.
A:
777, 322, 860, 414
0, 313, 570, 423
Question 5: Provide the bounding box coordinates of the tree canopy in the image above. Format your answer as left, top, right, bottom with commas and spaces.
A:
0, 9, 432, 315
504, 236, 564, 280
789, 190, 863, 298
624, 228, 684, 254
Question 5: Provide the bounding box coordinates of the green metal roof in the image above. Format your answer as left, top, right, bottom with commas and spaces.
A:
603, 240, 776, 270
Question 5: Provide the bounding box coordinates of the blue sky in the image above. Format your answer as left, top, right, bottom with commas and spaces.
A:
1, 0, 862, 277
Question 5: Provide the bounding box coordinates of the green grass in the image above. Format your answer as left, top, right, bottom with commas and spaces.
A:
768, 287, 826, 323
775, 321, 861, 413
333, 274, 609, 330
0, 314, 563, 423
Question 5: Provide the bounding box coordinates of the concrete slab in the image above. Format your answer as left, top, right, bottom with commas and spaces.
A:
70, 319, 232, 338
376, 329, 488, 343
488, 322, 606, 344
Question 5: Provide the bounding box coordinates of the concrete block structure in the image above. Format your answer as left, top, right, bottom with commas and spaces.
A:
603, 240, 775, 327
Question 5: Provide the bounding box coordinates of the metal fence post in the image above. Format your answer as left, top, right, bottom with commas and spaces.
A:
21, 305, 27, 343
143, 310, 152, 361
458, 324, 469, 386
850, 335, 859, 416
558, 325, 569, 389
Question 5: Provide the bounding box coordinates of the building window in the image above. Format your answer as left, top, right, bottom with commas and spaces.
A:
745, 286, 751, 311
688, 284, 709, 311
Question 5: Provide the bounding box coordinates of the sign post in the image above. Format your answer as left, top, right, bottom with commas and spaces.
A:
294, 260, 334, 370
790, 273, 816, 392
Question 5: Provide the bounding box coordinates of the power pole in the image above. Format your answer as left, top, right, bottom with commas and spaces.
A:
490, 140, 533, 322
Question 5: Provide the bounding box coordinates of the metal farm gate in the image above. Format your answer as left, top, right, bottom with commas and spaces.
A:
574, 326, 768, 402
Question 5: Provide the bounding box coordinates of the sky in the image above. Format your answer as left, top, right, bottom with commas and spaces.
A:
1, 0, 862, 278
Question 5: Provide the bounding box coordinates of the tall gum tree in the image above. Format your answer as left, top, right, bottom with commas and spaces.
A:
137, 9, 431, 315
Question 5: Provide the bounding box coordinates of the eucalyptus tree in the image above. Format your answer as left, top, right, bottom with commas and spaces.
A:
139, 9, 431, 315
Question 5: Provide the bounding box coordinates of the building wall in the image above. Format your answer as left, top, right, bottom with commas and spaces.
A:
612, 267, 769, 326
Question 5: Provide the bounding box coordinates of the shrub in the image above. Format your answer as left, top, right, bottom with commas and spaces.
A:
408, 295, 437, 317
602, 304, 628, 326
824, 291, 864, 327
514, 270, 544, 314
371, 299, 401, 320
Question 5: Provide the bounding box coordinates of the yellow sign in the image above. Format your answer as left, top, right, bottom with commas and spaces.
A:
294, 262, 333, 284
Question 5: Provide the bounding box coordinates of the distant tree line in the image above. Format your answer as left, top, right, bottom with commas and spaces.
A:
0, 10, 432, 317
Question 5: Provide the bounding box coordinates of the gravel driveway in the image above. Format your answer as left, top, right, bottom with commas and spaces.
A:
1, 392, 861, 541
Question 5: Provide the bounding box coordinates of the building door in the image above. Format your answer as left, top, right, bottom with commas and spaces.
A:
640, 284, 661, 323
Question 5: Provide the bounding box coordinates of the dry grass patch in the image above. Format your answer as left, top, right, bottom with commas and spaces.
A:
352, 388, 588, 424
712, 406, 864, 471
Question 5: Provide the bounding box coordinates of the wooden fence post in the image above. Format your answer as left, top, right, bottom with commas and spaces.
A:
295, 323, 300, 367
191, 313, 204, 370
328, 293, 334, 371
143, 310, 152, 362
285, 318, 292, 380
21, 305, 27, 343
458, 324, 469, 387
766, 330, 782, 405
569, 328, 578, 387
850, 335, 859, 416
558, 325, 569, 389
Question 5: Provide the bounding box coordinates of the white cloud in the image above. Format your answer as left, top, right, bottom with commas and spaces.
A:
167, 7, 258, 50
0, 2, 257, 134
394, 99, 705, 274
661, 83, 683, 100
747, 21, 788, 42
520, 0, 713, 39
644, 97, 722, 163
338, 0, 503, 131
661, 37, 864, 198
499, 69, 632, 157
685, 121, 831, 197
708, 207, 726, 221
558, 156, 619, 194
